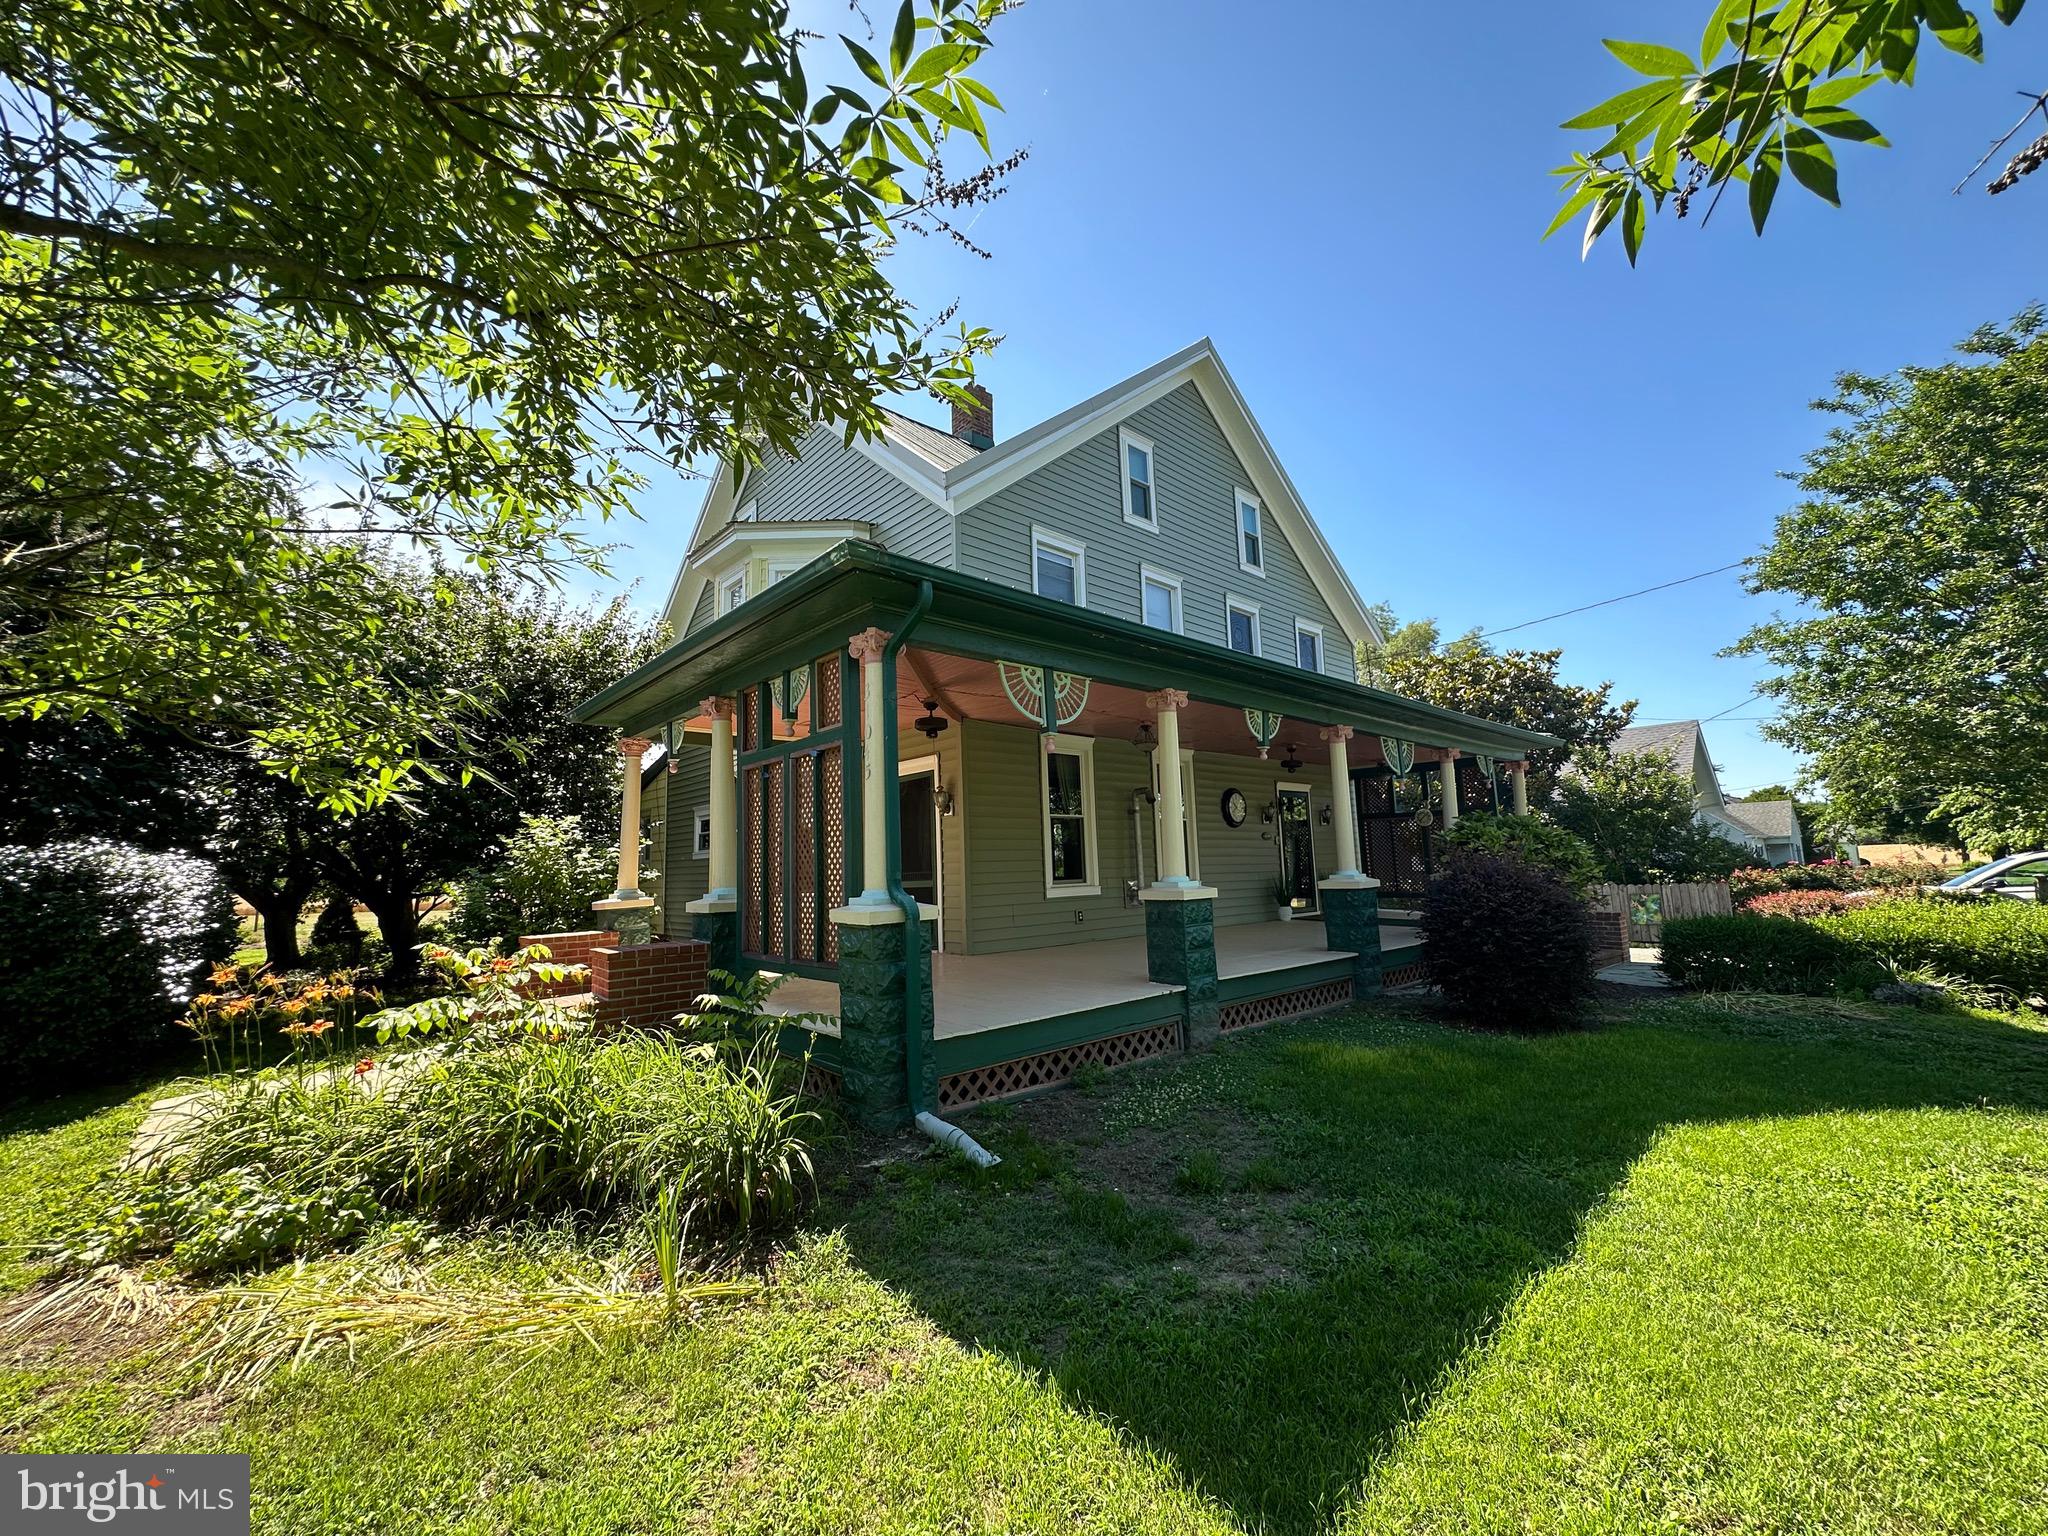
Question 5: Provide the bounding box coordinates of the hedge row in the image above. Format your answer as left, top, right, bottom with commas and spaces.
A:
1662, 897, 2048, 1005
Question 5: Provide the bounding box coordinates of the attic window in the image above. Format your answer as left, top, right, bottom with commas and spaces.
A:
1120, 428, 1156, 530
1236, 491, 1264, 575
1032, 527, 1085, 605
720, 570, 747, 613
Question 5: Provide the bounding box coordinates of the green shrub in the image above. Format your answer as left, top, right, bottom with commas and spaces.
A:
445, 814, 617, 945
1816, 898, 2048, 1008
1739, 888, 1867, 919
1420, 851, 1595, 1029
307, 894, 365, 964
1441, 810, 1602, 896
87, 1030, 818, 1273
0, 840, 236, 1099
1658, 914, 1861, 994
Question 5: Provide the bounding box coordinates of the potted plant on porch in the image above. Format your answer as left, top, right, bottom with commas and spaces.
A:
1272, 876, 1295, 921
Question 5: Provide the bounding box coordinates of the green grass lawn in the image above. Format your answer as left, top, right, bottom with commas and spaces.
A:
5, 991, 2047, 1534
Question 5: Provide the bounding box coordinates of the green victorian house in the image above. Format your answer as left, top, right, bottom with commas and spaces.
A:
575, 340, 1554, 1130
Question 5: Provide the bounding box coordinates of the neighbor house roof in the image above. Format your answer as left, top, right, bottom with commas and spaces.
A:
1722, 799, 1800, 841
1611, 720, 1701, 775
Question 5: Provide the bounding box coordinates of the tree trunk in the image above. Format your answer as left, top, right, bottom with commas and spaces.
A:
249, 892, 305, 970
368, 896, 423, 983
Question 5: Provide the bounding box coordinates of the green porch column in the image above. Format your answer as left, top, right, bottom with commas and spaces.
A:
1320, 876, 1384, 999
683, 695, 741, 978
1143, 890, 1220, 1049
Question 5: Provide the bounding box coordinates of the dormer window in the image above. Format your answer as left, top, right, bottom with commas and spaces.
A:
720, 570, 747, 613
1236, 490, 1264, 576
1120, 428, 1156, 530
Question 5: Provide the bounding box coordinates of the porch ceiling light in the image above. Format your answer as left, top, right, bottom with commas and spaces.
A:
1133, 720, 1156, 755
1280, 743, 1304, 774
913, 699, 949, 741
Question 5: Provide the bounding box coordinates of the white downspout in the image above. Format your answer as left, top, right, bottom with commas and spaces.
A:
916, 1111, 1001, 1167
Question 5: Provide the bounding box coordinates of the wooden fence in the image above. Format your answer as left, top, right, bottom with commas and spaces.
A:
1590, 881, 1733, 943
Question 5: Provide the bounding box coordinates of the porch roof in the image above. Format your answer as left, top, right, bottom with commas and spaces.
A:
575, 544, 1558, 759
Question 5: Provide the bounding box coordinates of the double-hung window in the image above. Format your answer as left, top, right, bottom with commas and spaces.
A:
1226, 596, 1260, 656
720, 570, 747, 613
1031, 527, 1085, 605
1120, 428, 1157, 530
1236, 489, 1265, 575
692, 806, 712, 859
1140, 567, 1182, 633
1295, 620, 1324, 672
1041, 735, 1100, 896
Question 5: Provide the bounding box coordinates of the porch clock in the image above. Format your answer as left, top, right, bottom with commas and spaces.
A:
1220, 788, 1249, 828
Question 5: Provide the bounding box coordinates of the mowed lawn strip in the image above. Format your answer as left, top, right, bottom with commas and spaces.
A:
3, 993, 2045, 1535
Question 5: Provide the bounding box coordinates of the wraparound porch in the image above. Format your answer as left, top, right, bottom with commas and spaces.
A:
762, 917, 1424, 1039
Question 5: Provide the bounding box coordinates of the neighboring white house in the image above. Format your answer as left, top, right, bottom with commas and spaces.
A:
1609, 720, 1805, 866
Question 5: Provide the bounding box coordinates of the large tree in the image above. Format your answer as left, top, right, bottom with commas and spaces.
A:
1552, 1, 2034, 264
1, 0, 1014, 805
1555, 751, 1754, 883
1733, 309, 2048, 855
309, 567, 662, 978
1358, 608, 1636, 801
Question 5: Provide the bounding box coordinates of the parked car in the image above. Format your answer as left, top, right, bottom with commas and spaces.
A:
1930, 853, 2048, 901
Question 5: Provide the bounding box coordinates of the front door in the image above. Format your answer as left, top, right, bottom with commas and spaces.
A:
897, 771, 940, 947
1276, 782, 1318, 915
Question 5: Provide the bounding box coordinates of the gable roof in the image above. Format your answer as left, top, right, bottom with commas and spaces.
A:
1611, 721, 1700, 775
671, 339, 1384, 650
1722, 799, 1800, 840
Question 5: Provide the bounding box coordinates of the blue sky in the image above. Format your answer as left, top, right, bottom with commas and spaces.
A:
597, 0, 2047, 800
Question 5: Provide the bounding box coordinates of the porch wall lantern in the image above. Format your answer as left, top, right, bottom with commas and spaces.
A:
935, 785, 957, 817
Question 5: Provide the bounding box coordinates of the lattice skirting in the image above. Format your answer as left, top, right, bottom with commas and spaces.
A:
798, 1061, 841, 1101
1381, 957, 1429, 989
937, 1021, 1182, 1112
1218, 977, 1354, 1034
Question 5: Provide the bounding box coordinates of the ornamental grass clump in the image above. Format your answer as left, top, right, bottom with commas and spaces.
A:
1420, 850, 1595, 1030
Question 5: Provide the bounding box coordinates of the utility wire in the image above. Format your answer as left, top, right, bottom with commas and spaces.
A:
1479, 560, 1750, 639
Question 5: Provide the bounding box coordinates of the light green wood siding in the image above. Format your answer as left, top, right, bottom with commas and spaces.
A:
955, 381, 1356, 681
1190, 754, 1340, 928
682, 581, 715, 637
655, 740, 712, 937
957, 719, 1345, 954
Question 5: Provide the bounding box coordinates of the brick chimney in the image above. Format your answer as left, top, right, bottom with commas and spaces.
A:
950, 382, 994, 450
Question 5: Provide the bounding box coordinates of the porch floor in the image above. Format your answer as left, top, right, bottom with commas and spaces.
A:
764, 919, 1420, 1041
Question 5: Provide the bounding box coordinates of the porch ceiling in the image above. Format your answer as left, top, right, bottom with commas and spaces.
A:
577, 543, 1556, 759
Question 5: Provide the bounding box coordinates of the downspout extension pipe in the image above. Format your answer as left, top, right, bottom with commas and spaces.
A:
880, 581, 1000, 1170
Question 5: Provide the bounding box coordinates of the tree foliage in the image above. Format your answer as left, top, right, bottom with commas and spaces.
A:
1555, 751, 1753, 883
1733, 308, 2048, 854
1358, 605, 1636, 800
1552, 0, 2033, 264
0, 0, 1015, 804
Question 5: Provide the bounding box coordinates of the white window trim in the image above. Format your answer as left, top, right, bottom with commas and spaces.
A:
1040, 732, 1101, 898
735, 497, 758, 523
1225, 594, 1262, 657
1152, 747, 1200, 882
1030, 525, 1088, 605
1295, 618, 1325, 673
1236, 487, 1266, 577
691, 805, 711, 860
1119, 427, 1159, 532
718, 565, 748, 613
765, 558, 804, 586
1138, 565, 1184, 634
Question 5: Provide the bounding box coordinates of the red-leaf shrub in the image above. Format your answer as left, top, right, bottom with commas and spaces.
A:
1739, 888, 1863, 919
1420, 851, 1594, 1030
